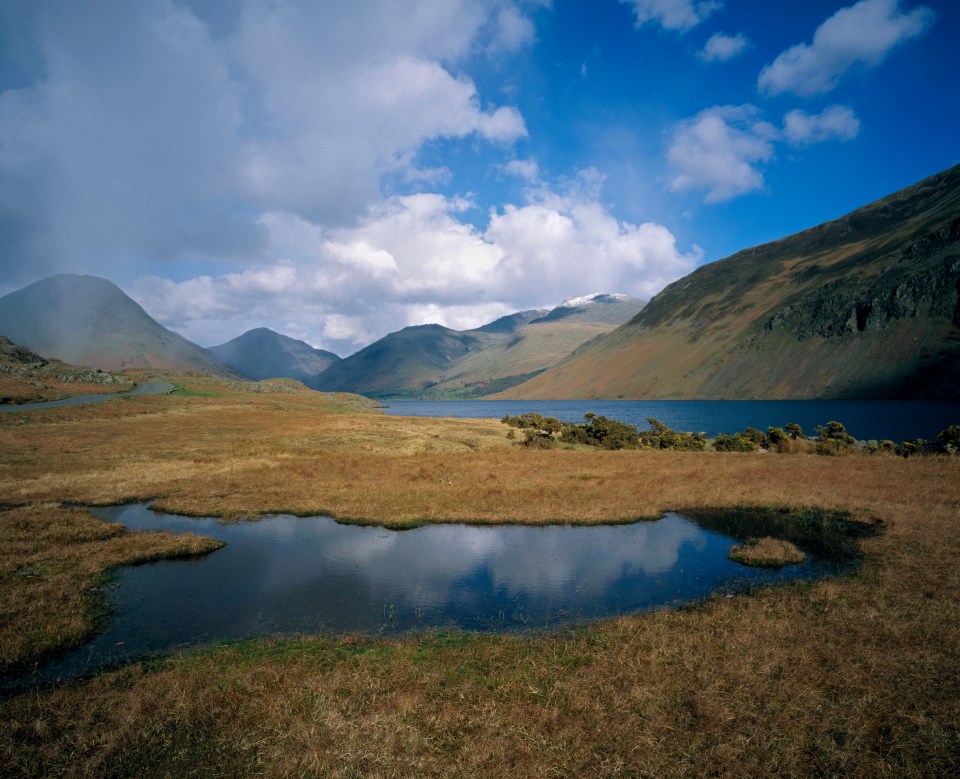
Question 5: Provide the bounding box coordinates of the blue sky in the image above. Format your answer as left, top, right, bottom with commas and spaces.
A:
0, 0, 956, 355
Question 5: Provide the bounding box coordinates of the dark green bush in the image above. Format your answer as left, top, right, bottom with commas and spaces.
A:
740, 427, 770, 448
713, 433, 757, 452
520, 429, 557, 449
638, 418, 705, 450
815, 420, 855, 447
938, 425, 960, 451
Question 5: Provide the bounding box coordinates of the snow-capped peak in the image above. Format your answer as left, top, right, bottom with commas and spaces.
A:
558, 292, 629, 308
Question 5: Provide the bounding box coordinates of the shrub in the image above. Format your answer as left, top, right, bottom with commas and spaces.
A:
785, 422, 805, 440
815, 420, 855, 447
520, 429, 557, 449
713, 433, 757, 452
638, 418, 705, 451
740, 427, 771, 448
583, 414, 640, 450
767, 426, 788, 445
938, 425, 960, 452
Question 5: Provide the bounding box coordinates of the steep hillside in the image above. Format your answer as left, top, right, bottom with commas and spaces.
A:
310, 324, 488, 396
311, 293, 645, 398
0, 274, 234, 375
499, 165, 960, 400
210, 328, 340, 382
0, 335, 133, 404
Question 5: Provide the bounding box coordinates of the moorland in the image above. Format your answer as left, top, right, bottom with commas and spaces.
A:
1, 373, 958, 777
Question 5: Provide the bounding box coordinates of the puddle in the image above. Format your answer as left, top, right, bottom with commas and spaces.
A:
6, 503, 870, 687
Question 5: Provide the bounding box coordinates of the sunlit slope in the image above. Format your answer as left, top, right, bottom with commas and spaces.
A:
426, 320, 616, 398
0, 274, 235, 375
311, 294, 645, 398
499, 165, 960, 399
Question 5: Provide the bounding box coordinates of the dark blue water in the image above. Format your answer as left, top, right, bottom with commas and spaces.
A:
10, 503, 862, 686
382, 399, 960, 441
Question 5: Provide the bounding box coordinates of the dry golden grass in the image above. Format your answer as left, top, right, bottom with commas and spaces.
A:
0, 504, 222, 671
729, 537, 807, 567
0, 374, 126, 405
1, 382, 959, 776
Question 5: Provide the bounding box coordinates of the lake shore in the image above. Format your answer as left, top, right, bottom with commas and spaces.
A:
1, 375, 958, 776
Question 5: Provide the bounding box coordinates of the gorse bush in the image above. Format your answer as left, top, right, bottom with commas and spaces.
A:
713, 433, 758, 452
638, 418, 706, 451
561, 413, 640, 450
501, 412, 959, 458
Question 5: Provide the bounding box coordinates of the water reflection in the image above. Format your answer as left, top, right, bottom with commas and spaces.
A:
14, 503, 860, 685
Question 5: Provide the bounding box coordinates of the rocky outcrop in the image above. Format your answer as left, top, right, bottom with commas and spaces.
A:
764, 218, 960, 340
0, 335, 132, 387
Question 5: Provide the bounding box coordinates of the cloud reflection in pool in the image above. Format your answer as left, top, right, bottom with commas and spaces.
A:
30, 503, 849, 682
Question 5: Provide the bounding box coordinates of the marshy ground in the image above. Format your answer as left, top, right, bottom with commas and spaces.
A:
1, 376, 958, 776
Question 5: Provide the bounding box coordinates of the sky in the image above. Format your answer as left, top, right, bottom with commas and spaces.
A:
0, 0, 956, 356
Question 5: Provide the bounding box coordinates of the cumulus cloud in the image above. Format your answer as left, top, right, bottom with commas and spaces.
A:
668, 104, 860, 202
129, 180, 699, 355
620, 0, 722, 32
0, 0, 530, 284
503, 159, 541, 182
698, 32, 749, 62
668, 105, 778, 203
758, 0, 934, 97
782, 105, 861, 146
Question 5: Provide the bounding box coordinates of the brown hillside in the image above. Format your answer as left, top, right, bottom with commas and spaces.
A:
498, 165, 960, 400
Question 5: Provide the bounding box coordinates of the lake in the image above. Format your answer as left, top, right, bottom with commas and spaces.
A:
382, 399, 960, 441
8, 503, 866, 688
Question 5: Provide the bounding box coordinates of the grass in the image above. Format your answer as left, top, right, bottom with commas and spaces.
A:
729, 537, 807, 568
0, 504, 223, 673
1, 375, 959, 776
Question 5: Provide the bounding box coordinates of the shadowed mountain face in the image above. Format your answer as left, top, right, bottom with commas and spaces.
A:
210, 328, 340, 382
310, 294, 646, 398
498, 165, 960, 400
0, 274, 234, 375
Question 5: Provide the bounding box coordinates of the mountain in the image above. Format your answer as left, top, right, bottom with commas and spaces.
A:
210, 328, 340, 382
497, 165, 960, 400
0, 274, 234, 375
310, 293, 645, 398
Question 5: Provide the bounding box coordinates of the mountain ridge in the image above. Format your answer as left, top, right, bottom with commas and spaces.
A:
0, 274, 236, 376
209, 328, 340, 382
496, 164, 960, 400
310, 293, 646, 398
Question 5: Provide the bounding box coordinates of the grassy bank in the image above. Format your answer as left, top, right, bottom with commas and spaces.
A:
1, 378, 958, 775
0, 504, 223, 673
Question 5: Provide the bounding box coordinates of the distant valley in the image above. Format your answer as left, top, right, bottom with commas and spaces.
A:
309, 293, 646, 398
1, 165, 958, 400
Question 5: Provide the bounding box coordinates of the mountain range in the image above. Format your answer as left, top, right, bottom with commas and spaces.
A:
498, 164, 960, 400
309, 293, 646, 398
1, 164, 957, 399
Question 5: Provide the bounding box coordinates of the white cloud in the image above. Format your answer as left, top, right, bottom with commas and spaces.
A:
668, 105, 777, 202
758, 0, 934, 97
503, 159, 541, 182
129, 181, 699, 355
620, 0, 722, 32
0, 0, 533, 283
698, 32, 749, 63
667, 104, 862, 202
782, 105, 860, 146
488, 5, 537, 53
